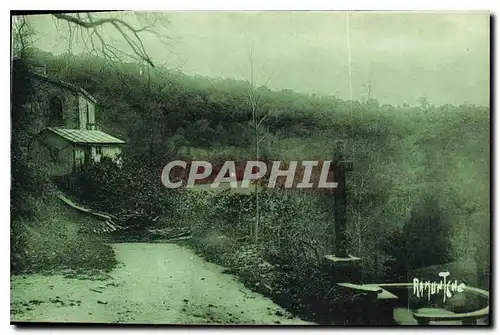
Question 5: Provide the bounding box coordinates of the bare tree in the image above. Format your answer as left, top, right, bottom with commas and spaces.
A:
48, 12, 174, 67
12, 16, 36, 59
241, 37, 275, 244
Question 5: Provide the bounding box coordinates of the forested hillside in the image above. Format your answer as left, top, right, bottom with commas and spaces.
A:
12, 49, 490, 321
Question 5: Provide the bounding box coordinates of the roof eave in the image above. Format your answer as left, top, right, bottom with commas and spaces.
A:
29, 72, 97, 103
79, 88, 97, 104
74, 141, 126, 145
45, 127, 125, 145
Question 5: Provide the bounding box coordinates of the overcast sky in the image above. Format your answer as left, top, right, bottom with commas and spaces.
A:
26, 11, 490, 106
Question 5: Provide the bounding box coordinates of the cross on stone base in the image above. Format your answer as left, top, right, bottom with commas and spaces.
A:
324, 141, 354, 256
323, 140, 359, 280
322, 142, 402, 324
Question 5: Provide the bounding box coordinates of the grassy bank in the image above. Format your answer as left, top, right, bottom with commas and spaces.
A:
11, 192, 117, 276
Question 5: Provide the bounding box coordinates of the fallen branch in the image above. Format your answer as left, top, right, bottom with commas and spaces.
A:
165, 235, 192, 242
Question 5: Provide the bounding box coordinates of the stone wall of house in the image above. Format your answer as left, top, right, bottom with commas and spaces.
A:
31, 131, 77, 177
27, 77, 81, 134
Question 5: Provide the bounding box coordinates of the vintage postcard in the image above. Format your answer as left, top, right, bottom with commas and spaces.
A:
10, 10, 490, 325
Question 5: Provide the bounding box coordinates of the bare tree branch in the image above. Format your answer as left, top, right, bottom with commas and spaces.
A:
256, 115, 268, 128
258, 128, 270, 144
12, 16, 36, 58
52, 12, 171, 68
66, 20, 74, 54
53, 13, 140, 30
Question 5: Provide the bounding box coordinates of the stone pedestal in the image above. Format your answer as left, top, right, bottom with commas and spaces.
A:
323, 254, 362, 284
323, 255, 400, 325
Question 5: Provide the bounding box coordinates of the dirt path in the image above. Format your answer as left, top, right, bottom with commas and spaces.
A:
11, 243, 314, 325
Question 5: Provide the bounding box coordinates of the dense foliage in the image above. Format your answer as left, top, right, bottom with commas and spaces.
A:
32, 51, 489, 282
12, 49, 490, 320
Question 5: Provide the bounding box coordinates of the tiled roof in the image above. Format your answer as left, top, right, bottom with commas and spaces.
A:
47, 127, 125, 144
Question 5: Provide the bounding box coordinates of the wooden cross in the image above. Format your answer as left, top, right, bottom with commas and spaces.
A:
332, 140, 354, 258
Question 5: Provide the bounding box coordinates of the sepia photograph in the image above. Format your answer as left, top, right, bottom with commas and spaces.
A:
10, 10, 490, 326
